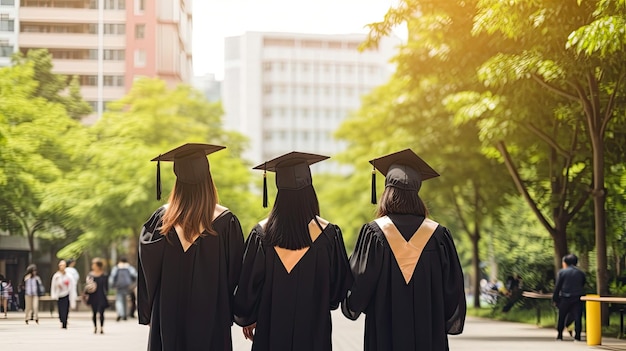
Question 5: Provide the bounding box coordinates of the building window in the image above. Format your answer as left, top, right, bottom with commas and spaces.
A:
134, 49, 146, 67
0, 19, 14, 32
104, 49, 125, 60
104, 0, 125, 9
135, 24, 145, 39
263, 108, 271, 118
135, 0, 145, 14
103, 75, 124, 87
1, 0, 15, 5
263, 85, 272, 95
0, 44, 12, 57
262, 62, 271, 72
103, 23, 125, 35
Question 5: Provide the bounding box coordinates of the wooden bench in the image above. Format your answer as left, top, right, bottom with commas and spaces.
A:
521, 291, 556, 325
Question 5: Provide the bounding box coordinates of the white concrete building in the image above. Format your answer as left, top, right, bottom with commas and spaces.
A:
0, 0, 18, 67
222, 32, 397, 171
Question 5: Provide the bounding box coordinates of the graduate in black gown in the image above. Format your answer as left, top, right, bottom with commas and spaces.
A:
342, 149, 466, 351
234, 152, 353, 351
137, 143, 245, 351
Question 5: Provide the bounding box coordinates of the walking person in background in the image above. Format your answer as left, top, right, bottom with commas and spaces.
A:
65, 258, 80, 306
1, 274, 10, 318
109, 257, 137, 321
85, 258, 109, 334
342, 149, 466, 351
553, 253, 586, 341
51, 259, 77, 329
24, 264, 43, 324
138, 143, 245, 350
234, 152, 352, 350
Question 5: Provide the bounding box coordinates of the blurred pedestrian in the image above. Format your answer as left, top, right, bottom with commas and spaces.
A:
342, 149, 466, 350
553, 253, 586, 341
51, 259, 77, 329
85, 258, 109, 334
138, 143, 245, 350
109, 257, 137, 321
24, 264, 43, 324
65, 258, 80, 305
0, 274, 10, 318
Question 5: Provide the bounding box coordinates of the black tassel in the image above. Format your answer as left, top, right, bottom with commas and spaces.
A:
262, 162, 268, 208
371, 166, 377, 204
156, 158, 162, 201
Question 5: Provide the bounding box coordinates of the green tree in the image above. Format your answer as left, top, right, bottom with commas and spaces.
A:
12, 49, 92, 120
472, 0, 626, 308
0, 60, 87, 258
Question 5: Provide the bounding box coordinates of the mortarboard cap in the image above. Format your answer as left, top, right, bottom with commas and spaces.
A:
253, 151, 329, 207
369, 148, 439, 204
151, 143, 226, 201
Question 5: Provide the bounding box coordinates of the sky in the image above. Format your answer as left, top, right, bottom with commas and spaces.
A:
192, 0, 404, 79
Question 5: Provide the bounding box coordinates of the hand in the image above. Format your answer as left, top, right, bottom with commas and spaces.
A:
242, 323, 256, 341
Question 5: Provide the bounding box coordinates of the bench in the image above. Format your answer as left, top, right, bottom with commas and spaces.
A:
521, 291, 556, 326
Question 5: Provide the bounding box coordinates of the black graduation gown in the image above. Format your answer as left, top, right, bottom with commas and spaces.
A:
342, 214, 466, 351
233, 220, 353, 351
137, 206, 245, 351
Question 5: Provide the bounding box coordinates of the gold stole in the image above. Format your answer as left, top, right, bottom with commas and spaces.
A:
259, 217, 329, 274
374, 216, 439, 284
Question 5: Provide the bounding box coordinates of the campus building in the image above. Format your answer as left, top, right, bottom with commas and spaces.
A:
222, 32, 398, 169
0, 0, 193, 120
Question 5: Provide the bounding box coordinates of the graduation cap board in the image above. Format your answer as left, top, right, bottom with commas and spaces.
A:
369, 148, 440, 204
253, 151, 330, 208
151, 143, 226, 200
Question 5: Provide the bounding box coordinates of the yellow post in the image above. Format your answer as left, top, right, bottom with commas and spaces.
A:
586, 294, 602, 346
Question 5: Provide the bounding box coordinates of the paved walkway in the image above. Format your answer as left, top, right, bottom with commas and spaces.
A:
2, 310, 626, 350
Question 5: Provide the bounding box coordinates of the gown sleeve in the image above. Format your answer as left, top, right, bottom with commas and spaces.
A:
328, 225, 353, 310
440, 228, 466, 335
233, 226, 266, 327
341, 223, 384, 320
137, 208, 166, 325
224, 213, 245, 307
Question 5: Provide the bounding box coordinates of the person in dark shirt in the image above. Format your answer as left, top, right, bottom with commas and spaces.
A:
553, 253, 586, 341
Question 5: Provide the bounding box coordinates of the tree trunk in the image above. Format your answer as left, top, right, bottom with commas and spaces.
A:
471, 232, 481, 308
552, 225, 568, 273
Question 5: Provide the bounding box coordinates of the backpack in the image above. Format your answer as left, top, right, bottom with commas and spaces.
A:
114, 268, 133, 289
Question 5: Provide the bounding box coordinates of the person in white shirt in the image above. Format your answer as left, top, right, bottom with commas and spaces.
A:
51, 260, 76, 329
65, 259, 80, 309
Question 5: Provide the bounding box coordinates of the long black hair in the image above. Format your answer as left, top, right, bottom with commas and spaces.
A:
264, 185, 320, 250
376, 186, 429, 218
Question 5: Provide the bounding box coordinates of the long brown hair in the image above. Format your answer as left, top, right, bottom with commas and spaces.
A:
376, 186, 429, 218
160, 172, 219, 242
